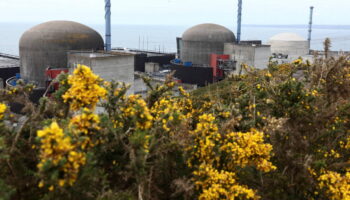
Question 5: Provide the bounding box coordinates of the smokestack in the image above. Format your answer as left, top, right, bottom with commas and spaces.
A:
105, 0, 111, 51
237, 0, 242, 43
308, 6, 314, 51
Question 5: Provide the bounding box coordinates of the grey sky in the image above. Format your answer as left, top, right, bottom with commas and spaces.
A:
0, 0, 349, 26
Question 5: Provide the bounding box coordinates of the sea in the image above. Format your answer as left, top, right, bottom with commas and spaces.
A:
1, 23, 350, 56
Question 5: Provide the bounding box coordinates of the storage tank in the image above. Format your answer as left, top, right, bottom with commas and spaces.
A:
180, 23, 236, 66
269, 33, 309, 58
19, 20, 104, 87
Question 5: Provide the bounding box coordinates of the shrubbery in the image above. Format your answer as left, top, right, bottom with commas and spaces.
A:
0, 53, 349, 200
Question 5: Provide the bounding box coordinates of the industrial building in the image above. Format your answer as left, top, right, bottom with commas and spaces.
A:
167, 4, 319, 84
172, 23, 237, 86
67, 51, 135, 94
172, 23, 272, 85
2, 19, 176, 98
269, 33, 309, 60
19, 21, 104, 87
0, 1, 331, 95
224, 41, 271, 71
179, 23, 236, 66
112, 47, 175, 72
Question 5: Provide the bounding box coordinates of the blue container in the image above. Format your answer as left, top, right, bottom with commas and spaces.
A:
15, 73, 21, 79
183, 62, 192, 67
10, 79, 17, 86
173, 58, 181, 64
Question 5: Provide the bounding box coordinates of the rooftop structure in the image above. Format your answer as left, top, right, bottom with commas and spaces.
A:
0, 54, 20, 88
0, 56, 19, 68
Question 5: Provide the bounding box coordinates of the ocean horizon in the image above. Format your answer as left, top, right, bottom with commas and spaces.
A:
1, 22, 350, 56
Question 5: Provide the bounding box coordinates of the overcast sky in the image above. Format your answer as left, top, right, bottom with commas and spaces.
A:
0, 0, 349, 26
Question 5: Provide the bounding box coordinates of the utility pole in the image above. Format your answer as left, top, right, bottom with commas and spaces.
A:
237, 0, 242, 44
105, 0, 111, 51
308, 6, 314, 52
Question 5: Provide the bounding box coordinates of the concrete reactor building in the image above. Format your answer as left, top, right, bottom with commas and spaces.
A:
180, 23, 236, 66
19, 20, 104, 87
269, 33, 309, 59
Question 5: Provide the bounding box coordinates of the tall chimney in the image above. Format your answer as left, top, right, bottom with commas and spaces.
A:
236, 0, 242, 43
105, 0, 111, 51
308, 6, 314, 51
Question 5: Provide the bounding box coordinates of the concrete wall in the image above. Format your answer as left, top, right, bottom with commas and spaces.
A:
145, 62, 160, 73
224, 43, 254, 73
254, 46, 271, 69
224, 43, 270, 72
68, 53, 135, 94
269, 40, 309, 59
181, 40, 225, 66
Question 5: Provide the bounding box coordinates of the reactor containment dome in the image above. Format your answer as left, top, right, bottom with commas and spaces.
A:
269, 32, 309, 59
19, 20, 104, 87
180, 23, 236, 66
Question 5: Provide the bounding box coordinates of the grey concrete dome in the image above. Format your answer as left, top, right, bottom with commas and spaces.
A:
180, 23, 235, 65
19, 20, 104, 87
182, 23, 236, 43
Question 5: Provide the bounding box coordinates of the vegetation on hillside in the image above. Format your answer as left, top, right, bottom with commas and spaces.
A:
0, 45, 349, 199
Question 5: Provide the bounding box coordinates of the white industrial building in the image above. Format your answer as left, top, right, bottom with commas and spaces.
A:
269, 33, 309, 60
224, 42, 271, 72
67, 51, 135, 94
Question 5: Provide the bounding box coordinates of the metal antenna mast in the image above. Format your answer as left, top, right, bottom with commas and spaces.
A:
237, 0, 242, 43
308, 6, 314, 51
105, 0, 111, 51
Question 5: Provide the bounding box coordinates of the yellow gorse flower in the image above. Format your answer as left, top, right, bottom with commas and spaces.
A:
345, 136, 350, 149
318, 170, 350, 200
292, 58, 303, 65
151, 97, 190, 133
62, 64, 107, 111
220, 129, 276, 172
37, 122, 86, 189
69, 108, 101, 149
178, 86, 190, 97
0, 103, 6, 120
119, 94, 153, 130
188, 114, 275, 199
195, 164, 258, 200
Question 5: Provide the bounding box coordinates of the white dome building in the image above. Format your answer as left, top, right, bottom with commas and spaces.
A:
269, 33, 309, 58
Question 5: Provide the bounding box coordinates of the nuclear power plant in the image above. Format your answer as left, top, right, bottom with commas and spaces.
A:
0, 1, 342, 96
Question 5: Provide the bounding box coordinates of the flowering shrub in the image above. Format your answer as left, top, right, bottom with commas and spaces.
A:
69, 108, 101, 149
0, 53, 349, 200
318, 170, 350, 200
220, 129, 276, 172
188, 114, 275, 199
119, 94, 153, 130
37, 122, 86, 189
62, 64, 107, 111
